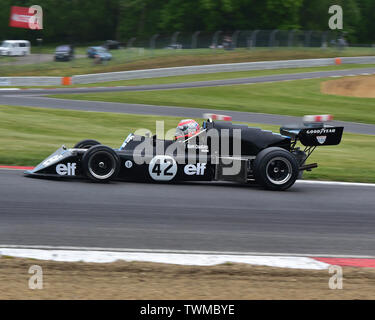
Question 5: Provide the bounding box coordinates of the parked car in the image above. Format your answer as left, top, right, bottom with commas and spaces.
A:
87, 46, 112, 61
166, 44, 183, 49
54, 45, 74, 62
0, 40, 30, 56
103, 40, 120, 50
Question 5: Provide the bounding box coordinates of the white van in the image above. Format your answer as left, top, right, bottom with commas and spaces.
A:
0, 40, 31, 56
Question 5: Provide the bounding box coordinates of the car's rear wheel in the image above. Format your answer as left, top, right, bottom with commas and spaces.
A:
74, 139, 101, 149
253, 147, 299, 191
82, 145, 120, 183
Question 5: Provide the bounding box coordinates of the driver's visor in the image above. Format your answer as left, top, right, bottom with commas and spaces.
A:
174, 128, 200, 140
175, 132, 197, 140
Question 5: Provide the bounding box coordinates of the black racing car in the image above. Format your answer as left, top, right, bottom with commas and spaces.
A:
25, 117, 343, 191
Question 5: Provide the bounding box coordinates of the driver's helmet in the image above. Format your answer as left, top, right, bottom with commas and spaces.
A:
174, 119, 200, 140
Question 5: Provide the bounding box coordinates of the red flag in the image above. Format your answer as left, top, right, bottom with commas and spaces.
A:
9, 6, 41, 29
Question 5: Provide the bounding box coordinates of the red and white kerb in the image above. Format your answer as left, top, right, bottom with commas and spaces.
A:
303, 114, 333, 123
203, 113, 232, 121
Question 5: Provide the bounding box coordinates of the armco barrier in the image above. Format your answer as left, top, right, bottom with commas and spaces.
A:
72, 56, 375, 84
0, 56, 374, 86
0, 76, 61, 86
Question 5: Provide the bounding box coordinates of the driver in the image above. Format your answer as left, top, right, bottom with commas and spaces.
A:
174, 119, 200, 141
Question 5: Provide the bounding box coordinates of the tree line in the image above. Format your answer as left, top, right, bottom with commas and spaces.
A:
0, 0, 373, 45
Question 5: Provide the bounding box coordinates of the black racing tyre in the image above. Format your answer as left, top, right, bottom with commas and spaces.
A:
82, 145, 120, 183
253, 147, 299, 191
74, 139, 101, 149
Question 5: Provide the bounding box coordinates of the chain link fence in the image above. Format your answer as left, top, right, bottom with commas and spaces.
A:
125, 30, 353, 51
1, 29, 374, 77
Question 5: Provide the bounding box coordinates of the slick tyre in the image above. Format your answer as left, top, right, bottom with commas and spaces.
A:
74, 139, 101, 149
253, 147, 299, 191
82, 145, 120, 183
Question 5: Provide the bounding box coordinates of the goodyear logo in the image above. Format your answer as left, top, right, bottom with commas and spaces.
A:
306, 128, 336, 135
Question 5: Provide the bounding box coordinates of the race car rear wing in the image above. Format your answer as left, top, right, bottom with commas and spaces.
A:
281, 126, 344, 146
298, 127, 344, 146
280, 114, 344, 146
279, 115, 344, 173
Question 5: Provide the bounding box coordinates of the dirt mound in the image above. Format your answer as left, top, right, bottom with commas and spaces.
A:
322, 75, 375, 98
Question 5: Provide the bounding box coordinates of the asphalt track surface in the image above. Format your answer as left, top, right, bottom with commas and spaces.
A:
0, 169, 374, 256
1, 67, 375, 256
1, 67, 375, 135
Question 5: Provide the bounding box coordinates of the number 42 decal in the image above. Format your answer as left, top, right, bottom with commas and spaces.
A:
148, 156, 177, 181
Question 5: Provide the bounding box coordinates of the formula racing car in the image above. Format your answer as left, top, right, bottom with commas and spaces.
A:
25, 115, 343, 191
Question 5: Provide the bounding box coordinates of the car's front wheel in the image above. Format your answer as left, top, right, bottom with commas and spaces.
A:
253, 147, 299, 191
74, 139, 101, 149
82, 145, 120, 183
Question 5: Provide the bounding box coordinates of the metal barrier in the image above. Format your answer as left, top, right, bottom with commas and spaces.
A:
0, 76, 62, 86
71, 56, 375, 84
0, 56, 374, 86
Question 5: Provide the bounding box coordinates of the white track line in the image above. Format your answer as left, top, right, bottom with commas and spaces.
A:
0, 246, 330, 269
1, 245, 374, 269
297, 180, 375, 188
1, 245, 375, 259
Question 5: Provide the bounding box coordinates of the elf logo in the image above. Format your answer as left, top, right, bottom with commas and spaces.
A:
56, 163, 77, 176
184, 163, 206, 175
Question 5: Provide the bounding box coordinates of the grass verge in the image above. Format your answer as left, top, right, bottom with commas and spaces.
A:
0, 105, 374, 183
50, 77, 375, 125
1, 64, 374, 88
0, 47, 374, 76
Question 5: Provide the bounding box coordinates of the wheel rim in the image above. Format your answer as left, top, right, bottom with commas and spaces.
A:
266, 157, 292, 185
88, 151, 116, 180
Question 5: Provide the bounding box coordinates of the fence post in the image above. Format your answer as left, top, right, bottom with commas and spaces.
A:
304, 30, 312, 47
212, 30, 222, 48
269, 29, 279, 47
150, 34, 159, 55
232, 30, 240, 49
127, 37, 136, 49
321, 31, 328, 48
288, 30, 296, 47
171, 32, 180, 46
248, 30, 259, 49
192, 31, 200, 49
